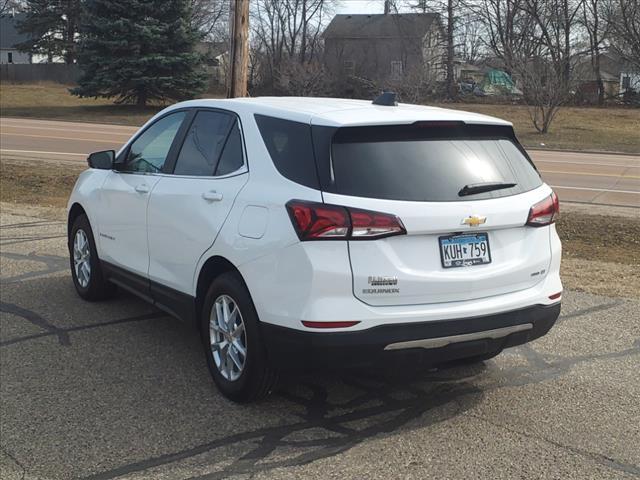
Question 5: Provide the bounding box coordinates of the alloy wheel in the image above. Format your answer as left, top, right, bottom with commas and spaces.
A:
73, 229, 91, 288
210, 295, 247, 381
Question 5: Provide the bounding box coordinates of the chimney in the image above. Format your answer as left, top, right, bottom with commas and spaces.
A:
384, 0, 390, 14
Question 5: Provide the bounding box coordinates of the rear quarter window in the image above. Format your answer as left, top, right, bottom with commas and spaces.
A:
324, 124, 542, 202
254, 115, 319, 189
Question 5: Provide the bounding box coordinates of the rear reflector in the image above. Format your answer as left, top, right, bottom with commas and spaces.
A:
526, 192, 559, 227
302, 321, 360, 329
286, 200, 406, 241
549, 292, 562, 300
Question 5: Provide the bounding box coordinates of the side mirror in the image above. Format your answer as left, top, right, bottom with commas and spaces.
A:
87, 150, 115, 170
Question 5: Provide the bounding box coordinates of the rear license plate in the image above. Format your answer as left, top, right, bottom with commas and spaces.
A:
439, 233, 491, 268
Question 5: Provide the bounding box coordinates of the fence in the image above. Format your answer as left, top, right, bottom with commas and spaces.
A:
0, 64, 80, 84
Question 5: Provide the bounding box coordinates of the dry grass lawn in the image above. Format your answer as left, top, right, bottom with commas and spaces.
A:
1, 83, 165, 126
0, 156, 84, 207
556, 210, 640, 299
440, 103, 640, 153
1, 83, 639, 152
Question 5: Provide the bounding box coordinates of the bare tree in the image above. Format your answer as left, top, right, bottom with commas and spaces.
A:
606, 0, 640, 69
513, 0, 584, 133
408, 0, 461, 100
581, 0, 610, 105
0, 0, 24, 15
190, 0, 228, 40
456, 9, 485, 63
475, 0, 538, 74
251, 0, 333, 93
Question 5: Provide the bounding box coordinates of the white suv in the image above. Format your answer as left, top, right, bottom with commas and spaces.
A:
68, 95, 562, 402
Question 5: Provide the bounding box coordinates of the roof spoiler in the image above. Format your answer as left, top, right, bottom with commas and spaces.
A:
372, 91, 398, 106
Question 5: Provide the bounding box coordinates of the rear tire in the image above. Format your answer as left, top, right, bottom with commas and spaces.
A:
201, 272, 278, 402
69, 214, 116, 301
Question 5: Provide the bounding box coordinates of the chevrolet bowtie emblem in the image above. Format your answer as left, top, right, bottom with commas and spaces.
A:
461, 215, 487, 227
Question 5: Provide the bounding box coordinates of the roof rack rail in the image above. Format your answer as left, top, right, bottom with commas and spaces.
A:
372, 91, 398, 106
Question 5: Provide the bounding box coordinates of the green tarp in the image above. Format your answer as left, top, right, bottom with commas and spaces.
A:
479, 69, 519, 95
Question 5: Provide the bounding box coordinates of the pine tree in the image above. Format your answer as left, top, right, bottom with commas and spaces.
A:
17, 0, 82, 64
72, 0, 207, 106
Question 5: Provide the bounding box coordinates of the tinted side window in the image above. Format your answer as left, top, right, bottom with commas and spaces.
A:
254, 115, 319, 189
174, 111, 235, 176
121, 112, 186, 173
215, 121, 243, 175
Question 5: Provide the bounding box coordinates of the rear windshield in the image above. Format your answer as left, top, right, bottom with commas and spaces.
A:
324, 124, 542, 202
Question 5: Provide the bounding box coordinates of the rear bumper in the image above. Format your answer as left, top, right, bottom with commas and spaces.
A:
261, 302, 560, 370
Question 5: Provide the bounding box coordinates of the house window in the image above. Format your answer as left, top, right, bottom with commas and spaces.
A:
622, 75, 631, 90
343, 60, 355, 76
391, 61, 403, 80
8, 52, 13, 64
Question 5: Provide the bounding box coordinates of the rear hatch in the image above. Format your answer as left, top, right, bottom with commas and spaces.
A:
312, 122, 552, 306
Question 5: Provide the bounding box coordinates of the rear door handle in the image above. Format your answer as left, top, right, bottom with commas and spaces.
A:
202, 190, 223, 202
135, 184, 150, 194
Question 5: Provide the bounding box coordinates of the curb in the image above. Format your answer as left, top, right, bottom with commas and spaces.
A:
524, 146, 639, 157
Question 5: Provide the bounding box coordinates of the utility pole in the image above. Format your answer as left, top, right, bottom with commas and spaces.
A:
228, 0, 250, 98
445, 0, 456, 100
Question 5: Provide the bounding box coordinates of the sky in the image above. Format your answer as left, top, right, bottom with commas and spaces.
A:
335, 0, 388, 15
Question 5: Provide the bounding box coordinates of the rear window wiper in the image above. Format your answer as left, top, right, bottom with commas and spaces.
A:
458, 182, 517, 197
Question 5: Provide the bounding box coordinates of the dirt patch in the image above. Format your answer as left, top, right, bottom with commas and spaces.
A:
0, 157, 85, 208
556, 211, 640, 266
561, 258, 639, 299
556, 211, 639, 299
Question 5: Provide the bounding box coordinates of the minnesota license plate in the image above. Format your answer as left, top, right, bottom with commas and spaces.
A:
439, 233, 491, 268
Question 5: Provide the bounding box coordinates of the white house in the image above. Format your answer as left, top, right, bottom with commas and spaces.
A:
620, 71, 640, 95
0, 13, 32, 64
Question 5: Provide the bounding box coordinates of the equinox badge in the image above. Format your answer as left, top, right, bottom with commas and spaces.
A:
461, 215, 487, 227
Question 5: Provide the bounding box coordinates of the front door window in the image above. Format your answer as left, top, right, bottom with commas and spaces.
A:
119, 112, 186, 174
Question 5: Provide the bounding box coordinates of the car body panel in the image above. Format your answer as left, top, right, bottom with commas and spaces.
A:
96, 171, 161, 277
147, 172, 249, 294
323, 185, 553, 307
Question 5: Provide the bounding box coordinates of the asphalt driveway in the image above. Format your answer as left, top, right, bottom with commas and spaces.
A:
1, 205, 639, 480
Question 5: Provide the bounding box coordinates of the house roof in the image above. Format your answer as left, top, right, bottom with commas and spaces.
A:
0, 13, 29, 50
323, 13, 440, 39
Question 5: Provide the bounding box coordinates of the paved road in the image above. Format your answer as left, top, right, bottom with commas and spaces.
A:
1, 117, 639, 207
1, 204, 639, 479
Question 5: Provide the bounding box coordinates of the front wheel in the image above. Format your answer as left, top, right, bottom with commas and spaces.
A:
69, 214, 116, 301
201, 272, 278, 402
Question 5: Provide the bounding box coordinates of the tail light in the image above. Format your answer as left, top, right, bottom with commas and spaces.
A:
526, 192, 559, 227
286, 200, 406, 241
